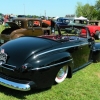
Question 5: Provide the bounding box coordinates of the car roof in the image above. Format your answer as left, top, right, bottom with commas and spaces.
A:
57, 17, 72, 20
13, 18, 41, 21
67, 23, 86, 27
89, 20, 100, 23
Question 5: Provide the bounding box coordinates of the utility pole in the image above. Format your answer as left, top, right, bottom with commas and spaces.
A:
45, 10, 46, 19
23, 4, 25, 16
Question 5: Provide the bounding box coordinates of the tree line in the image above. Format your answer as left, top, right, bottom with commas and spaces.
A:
75, 0, 100, 20
1, 0, 100, 21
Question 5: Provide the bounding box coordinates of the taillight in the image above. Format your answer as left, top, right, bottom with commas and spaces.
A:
22, 65, 27, 70
21, 63, 32, 72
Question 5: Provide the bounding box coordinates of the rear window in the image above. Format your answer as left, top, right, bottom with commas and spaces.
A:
65, 27, 87, 38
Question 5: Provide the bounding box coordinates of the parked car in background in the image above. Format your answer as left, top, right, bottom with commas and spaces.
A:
0, 13, 4, 25
86, 25, 100, 40
73, 16, 89, 25
17, 15, 26, 18
68, 23, 100, 40
55, 16, 89, 31
0, 19, 3, 25
0, 24, 100, 91
0, 18, 52, 44
89, 20, 100, 26
55, 17, 73, 30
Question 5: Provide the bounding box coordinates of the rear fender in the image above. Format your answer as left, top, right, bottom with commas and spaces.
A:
25, 52, 73, 77
24, 52, 73, 88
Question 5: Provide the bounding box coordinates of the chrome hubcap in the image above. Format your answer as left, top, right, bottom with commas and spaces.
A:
57, 66, 68, 79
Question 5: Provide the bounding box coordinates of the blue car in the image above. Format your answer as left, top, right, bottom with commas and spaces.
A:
55, 17, 73, 30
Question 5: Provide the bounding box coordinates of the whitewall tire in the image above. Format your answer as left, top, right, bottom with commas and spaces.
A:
55, 65, 68, 83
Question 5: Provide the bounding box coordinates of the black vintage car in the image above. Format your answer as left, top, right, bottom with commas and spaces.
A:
0, 24, 100, 91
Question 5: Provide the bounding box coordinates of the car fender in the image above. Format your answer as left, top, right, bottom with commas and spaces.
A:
91, 42, 100, 62
10, 29, 27, 39
10, 33, 24, 39
25, 51, 73, 77
24, 51, 73, 88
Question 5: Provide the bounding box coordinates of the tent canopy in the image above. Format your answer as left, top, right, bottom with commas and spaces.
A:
74, 16, 88, 20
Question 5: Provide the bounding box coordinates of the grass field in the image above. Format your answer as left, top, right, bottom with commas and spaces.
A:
0, 63, 99, 100
0, 25, 100, 100
0, 25, 5, 33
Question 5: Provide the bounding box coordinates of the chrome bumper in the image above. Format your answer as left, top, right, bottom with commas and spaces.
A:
0, 77, 32, 91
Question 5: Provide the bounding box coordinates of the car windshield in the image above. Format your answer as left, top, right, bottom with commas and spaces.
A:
63, 19, 70, 24
64, 26, 87, 38
39, 25, 89, 42
74, 20, 88, 24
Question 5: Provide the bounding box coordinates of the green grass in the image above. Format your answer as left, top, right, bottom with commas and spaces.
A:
0, 25, 5, 34
0, 63, 100, 100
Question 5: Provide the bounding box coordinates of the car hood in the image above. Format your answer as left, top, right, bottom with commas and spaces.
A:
0, 37, 58, 67
6, 22, 20, 29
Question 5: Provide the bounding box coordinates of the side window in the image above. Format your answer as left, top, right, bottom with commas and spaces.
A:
63, 19, 70, 24
57, 19, 61, 22
33, 21, 40, 27
28, 20, 33, 28
65, 28, 87, 38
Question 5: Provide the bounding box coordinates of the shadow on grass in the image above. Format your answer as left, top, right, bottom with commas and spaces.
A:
0, 85, 51, 99
0, 64, 89, 99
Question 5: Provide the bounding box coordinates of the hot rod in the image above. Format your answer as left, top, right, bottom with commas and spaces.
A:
0, 24, 100, 91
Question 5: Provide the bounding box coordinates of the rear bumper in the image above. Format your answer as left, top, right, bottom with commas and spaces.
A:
0, 76, 35, 91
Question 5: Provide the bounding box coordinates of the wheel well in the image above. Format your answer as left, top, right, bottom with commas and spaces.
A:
67, 66, 72, 78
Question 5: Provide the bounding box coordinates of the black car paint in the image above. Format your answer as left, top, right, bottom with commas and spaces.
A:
0, 25, 100, 91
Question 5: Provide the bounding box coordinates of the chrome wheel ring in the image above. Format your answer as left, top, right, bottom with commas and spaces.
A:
55, 65, 68, 83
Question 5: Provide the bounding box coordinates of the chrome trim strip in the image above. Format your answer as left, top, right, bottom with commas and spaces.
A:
34, 42, 88, 58
3, 64, 16, 68
0, 77, 31, 91
0, 64, 16, 71
93, 49, 100, 51
31, 59, 73, 70
0, 66, 14, 71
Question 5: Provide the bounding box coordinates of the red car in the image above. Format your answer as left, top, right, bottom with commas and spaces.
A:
86, 25, 100, 40
68, 23, 100, 40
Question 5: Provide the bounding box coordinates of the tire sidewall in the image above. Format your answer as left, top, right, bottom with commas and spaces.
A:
95, 31, 100, 40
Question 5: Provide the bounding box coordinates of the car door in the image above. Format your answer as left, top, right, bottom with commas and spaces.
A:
68, 37, 91, 72
27, 20, 43, 36
67, 25, 93, 71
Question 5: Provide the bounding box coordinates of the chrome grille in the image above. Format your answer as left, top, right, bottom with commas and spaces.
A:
0, 64, 16, 71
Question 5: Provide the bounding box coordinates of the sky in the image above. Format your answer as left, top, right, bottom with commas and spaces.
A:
0, 0, 96, 17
